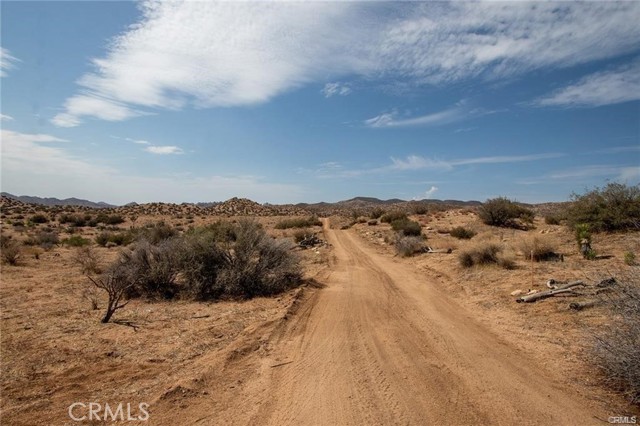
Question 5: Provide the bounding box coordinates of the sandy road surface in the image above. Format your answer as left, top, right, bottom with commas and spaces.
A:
244, 221, 601, 426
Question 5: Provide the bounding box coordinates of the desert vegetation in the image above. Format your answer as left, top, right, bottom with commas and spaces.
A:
478, 197, 534, 229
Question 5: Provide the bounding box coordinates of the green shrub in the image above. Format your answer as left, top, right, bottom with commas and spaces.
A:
105, 214, 125, 225
478, 197, 534, 228
449, 226, 476, 239
380, 211, 407, 224
274, 216, 322, 229
95, 231, 134, 247
390, 218, 422, 236
62, 235, 91, 247
292, 229, 313, 243
566, 183, 640, 232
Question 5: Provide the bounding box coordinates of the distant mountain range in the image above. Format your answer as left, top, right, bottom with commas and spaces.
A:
1, 193, 482, 209
1, 193, 117, 209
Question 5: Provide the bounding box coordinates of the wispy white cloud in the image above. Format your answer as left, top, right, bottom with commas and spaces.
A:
519, 164, 640, 185
52, 2, 640, 126
0, 48, 19, 77
144, 145, 183, 155
533, 60, 640, 108
1, 113, 14, 121
315, 152, 560, 179
365, 101, 502, 128
126, 137, 150, 145
1, 129, 302, 204
322, 82, 352, 98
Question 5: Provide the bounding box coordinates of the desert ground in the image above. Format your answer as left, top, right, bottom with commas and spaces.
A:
1, 195, 638, 425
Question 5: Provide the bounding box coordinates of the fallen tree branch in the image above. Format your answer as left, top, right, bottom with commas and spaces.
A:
516, 288, 577, 303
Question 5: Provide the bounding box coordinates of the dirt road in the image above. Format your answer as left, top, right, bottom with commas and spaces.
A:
243, 222, 601, 425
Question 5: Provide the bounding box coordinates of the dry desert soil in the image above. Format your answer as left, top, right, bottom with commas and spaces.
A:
1, 198, 639, 425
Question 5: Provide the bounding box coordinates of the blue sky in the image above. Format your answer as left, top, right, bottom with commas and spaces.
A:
1, 1, 639, 205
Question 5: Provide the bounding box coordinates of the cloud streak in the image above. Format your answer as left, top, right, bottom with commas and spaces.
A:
533, 60, 640, 107
51, 2, 640, 126
322, 82, 352, 98
144, 145, 183, 155
0, 48, 19, 77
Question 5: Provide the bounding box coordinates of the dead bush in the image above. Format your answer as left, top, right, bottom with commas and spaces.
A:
75, 246, 103, 275
1, 235, 20, 265
87, 267, 135, 323
591, 272, 640, 403
395, 236, 425, 257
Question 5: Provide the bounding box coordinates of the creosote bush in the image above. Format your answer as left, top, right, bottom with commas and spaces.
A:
478, 197, 534, 229
390, 218, 422, 236
566, 182, 640, 232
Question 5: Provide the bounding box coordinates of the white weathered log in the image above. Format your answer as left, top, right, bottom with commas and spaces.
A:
516, 288, 576, 303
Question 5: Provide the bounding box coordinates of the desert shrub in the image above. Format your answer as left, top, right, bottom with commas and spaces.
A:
75, 246, 103, 275
566, 183, 640, 232
395, 236, 425, 257
118, 239, 182, 299
216, 220, 301, 298
390, 218, 422, 236
25, 231, 59, 249
292, 228, 313, 243
449, 226, 476, 240
591, 272, 640, 403
1, 235, 20, 265
30, 214, 48, 224
62, 235, 91, 247
179, 230, 229, 300
105, 214, 125, 225
367, 220, 378, 226
518, 235, 558, 262
544, 215, 562, 225
181, 220, 301, 299
136, 221, 177, 244
459, 242, 514, 269
624, 252, 636, 266
575, 223, 597, 259
380, 211, 407, 224
410, 203, 429, 215
274, 216, 322, 229
95, 231, 134, 247
370, 207, 385, 220
87, 266, 135, 323
478, 197, 534, 228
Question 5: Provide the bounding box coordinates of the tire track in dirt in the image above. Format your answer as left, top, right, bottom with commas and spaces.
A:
244, 221, 604, 425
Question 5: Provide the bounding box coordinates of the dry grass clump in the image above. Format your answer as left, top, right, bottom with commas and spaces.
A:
591, 271, 640, 404
518, 235, 559, 262
458, 241, 515, 269
1, 234, 20, 265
